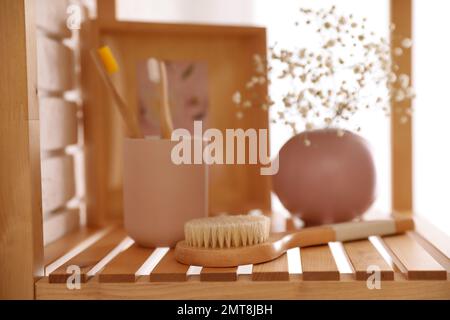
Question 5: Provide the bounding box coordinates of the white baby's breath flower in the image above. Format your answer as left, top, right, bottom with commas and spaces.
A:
242, 100, 252, 108
253, 54, 265, 74
400, 116, 409, 124
299, 107, 309, 117
232, 91, 241, 105
388, 72, 397, 83
304, 139, 311, 147
395, 90, 406, 102
406, 87, 416, 99
236, 111, 244, 120
253, 54, 262, 63
398, 74, 410, 88
257, 66, 265, 74
394, 47, 403, 56
401, 38, 412, 48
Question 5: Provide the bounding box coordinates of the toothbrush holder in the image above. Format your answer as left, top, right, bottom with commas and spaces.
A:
123, 137, 208, 248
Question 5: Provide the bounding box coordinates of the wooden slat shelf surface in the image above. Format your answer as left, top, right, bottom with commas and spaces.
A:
150, 251, 190, 282
48, 228, 127, 283
252, 254, 289, 281
301, 245, 340, 281
382, 233, 447, 280
343, 240, 394, 281
201, 267, 238, 282
99, 244, 154, 283
38, 226, 450, 300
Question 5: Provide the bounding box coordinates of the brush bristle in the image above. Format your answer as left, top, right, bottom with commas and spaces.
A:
184, 215, 271, 249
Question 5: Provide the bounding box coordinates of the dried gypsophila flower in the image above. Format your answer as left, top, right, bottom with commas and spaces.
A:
232, 92, 241, 105
232, 6, 415, 134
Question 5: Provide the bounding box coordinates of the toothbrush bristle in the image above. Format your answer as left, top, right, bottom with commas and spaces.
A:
97, 46, 119, 75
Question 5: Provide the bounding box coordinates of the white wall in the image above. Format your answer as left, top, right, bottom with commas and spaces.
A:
117, 0, 255, 24
413, 0, 450, 235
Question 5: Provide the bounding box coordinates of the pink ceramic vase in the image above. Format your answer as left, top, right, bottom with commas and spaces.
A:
273, 129, 376, 226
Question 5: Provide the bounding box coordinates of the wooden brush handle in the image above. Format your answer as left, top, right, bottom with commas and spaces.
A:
283, 217, 415, 249
158, 62, 174, 139
90, 51, 143, 139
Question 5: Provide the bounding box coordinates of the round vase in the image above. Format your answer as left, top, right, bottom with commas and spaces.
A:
272, 129, 376, 226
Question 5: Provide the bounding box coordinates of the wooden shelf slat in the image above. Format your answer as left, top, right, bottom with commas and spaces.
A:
99, 244, 154, 283
150, 250, 190, 282
343, 240, 394, 281
48, 228, 127, 283
382, 233, 447, 280
252, 254, 289, 281
409, 232, 450, 272
301, 245, 340, 281
201, 267, 238, 282
44, 227, 100, 267
414, 216, 450, 259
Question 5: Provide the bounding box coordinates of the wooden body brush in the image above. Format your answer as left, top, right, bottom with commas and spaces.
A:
174, 215, 414, 267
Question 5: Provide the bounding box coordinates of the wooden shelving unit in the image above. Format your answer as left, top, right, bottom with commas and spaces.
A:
2, 0, 449, 300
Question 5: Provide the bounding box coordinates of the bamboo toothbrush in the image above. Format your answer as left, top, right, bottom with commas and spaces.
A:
174, 215, 415, 267
91, 46, 143, 138
147, 58, 174, 139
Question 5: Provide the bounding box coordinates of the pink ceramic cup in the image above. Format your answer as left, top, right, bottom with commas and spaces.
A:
123, 138, 208, 248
